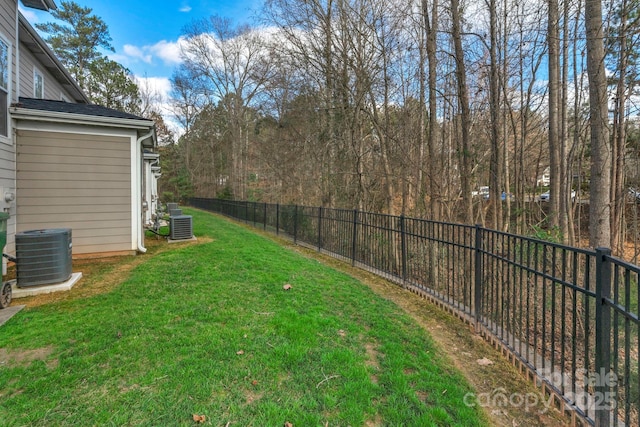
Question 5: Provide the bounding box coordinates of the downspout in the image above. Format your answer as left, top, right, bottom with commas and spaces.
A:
8, 5, 20, 275
136, 129, 154, 253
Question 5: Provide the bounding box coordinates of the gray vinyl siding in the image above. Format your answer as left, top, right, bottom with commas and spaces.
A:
16, 129, 132, 254
0, 1, 17, 253
0, 2, 15, 43
18, 44, 74, 100
0, 140, 15, 252
0, 0, 16, 102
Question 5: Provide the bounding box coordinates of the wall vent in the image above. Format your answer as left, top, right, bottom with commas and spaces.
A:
170, 215, 193, 240
16, 228, 72, 288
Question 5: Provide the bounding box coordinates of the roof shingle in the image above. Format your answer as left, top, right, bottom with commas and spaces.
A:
15, 98, 149, 121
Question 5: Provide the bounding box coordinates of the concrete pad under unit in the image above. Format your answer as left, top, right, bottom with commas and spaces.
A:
10, 272, 83, 298
167, 236, 198, 244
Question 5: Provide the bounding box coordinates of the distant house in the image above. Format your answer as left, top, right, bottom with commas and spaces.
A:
1, 0, 159, 257
537, 167, 550, 187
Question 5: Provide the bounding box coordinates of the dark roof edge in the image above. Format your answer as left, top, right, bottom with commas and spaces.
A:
16, 97, 151, 121
20, 0, 57, 11
12, 100, 156, 144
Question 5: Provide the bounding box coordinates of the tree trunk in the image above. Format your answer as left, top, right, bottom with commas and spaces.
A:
423, 0, 440, 220
488, 0, 502, 230
451, 0, 473, 224
548, 0, 561, 230
585, 0, 611, 248
610, 0, 629, 254
416, 25, 427, 216
559, 0, 571, 243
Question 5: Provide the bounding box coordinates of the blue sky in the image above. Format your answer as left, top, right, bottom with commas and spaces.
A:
21, 0, 262, 102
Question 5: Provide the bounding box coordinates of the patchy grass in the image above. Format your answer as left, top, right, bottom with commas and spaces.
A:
0, 209, 486, 426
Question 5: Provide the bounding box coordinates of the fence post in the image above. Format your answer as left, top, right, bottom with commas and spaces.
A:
264, 202, 267, 230
276, 204, 280, 235
351, 209, 358, 266
474, 224, 483, 332
595, 247, 612, 427
400, 215, 407, 287
317, 207, 323, 251
252, 202, 256, 226
293, 205, 298, 244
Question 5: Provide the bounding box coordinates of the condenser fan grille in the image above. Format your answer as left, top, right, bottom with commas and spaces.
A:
16, 228, 72, 287
170, 215, 193, 240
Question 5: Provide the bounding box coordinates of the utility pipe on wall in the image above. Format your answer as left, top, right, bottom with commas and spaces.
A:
135, 129, 154, 253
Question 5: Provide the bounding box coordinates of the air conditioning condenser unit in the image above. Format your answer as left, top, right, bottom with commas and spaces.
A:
170, 215, 193, 240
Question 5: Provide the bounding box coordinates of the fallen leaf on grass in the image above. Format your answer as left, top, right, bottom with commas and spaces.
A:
337, 329, 346, 337
283, 284, 292, 290
476, 357, 494, 366
192, 414, 206, 423
284, 422, 293, 427
237, 350, 244, 355
252, 379, 259, 386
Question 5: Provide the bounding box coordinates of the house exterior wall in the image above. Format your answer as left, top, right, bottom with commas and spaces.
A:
15, 127, 135, 255
0, 0, 17, 104
0, 2, 16, 49
18, 45, 75, 100
0, 0, 17, 260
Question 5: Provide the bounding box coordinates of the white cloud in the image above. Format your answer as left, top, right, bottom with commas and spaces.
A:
108, 52, 130, 64
134, 75, 184, 137
180, 5, 192, 12
133, 75, 177, 124
148, 39, 186, 65
123, 44, 153, 63
115, 38, 186, 68
135, 75, 172, 100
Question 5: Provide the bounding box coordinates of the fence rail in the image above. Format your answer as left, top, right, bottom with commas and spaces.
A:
189, 197, 640, 427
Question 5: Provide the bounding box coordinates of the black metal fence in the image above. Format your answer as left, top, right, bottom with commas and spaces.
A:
189, 197, 640, 427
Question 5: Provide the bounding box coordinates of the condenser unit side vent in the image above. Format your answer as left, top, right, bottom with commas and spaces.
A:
169, 208, 182, 217
16, 228, 72, 288
170, 215, 193, 240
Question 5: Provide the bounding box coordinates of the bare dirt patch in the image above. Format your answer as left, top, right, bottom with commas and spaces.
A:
364, 341, 381, 385
244, 389, 264, 405
364, 342, 380, 370
415, 390, 429, 403
0, 345, 56, 368
365, 413, 383, 426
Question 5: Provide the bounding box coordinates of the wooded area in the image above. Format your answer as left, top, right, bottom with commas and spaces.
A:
38, 0, 640, 253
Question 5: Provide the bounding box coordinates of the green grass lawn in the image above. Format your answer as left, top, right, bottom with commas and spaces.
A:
0, 208, 487, 426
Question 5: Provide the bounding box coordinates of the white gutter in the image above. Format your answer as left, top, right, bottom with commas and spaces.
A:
135, 129, 155, 254
10, 107, 155, 130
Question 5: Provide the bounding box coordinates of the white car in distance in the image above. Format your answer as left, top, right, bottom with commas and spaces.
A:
539, 190, 576, 202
